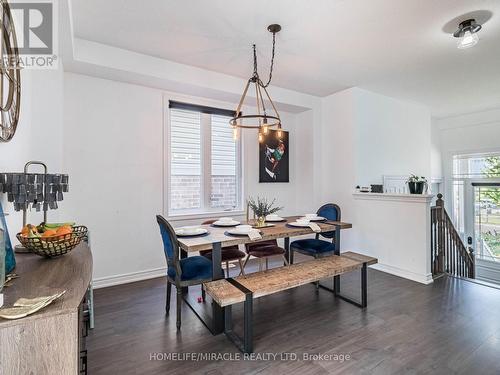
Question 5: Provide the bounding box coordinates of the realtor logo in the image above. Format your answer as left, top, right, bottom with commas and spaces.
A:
8, 0, 58, 68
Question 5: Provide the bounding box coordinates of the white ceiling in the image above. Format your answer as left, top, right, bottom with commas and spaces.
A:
71, 0, 500, 117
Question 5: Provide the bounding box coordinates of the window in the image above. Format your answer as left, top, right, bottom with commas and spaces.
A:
453, 152, 500, 179
167, 101, 242, 216
451, 151, 500, 261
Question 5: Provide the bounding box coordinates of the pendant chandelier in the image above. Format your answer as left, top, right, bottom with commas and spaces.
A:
230, 24, 282, 141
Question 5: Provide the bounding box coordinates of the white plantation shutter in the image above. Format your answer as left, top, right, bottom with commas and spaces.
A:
211, 115, 238, 208
211, 115, 236, 175
170, 109, 201, 175
169, 109, 201, 211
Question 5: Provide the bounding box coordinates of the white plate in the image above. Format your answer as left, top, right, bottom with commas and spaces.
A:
213, 220, 240, 227
302, 216, 326, 222
288, 222, 313, 227
175, 228, 208, 237
265, 217, 285, 222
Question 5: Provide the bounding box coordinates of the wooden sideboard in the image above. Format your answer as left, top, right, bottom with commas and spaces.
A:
0, 243, 92, 374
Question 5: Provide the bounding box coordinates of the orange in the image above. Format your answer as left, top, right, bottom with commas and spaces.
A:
21, 225, 30, 237
56, 226, 73, 236
42, 229, 57, 238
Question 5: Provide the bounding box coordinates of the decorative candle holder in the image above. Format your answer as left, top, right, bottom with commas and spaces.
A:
0, 161, 69, 252
0, 161, 69, 227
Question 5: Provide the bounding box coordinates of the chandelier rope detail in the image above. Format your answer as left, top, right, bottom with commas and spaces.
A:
230, 24, 282, 141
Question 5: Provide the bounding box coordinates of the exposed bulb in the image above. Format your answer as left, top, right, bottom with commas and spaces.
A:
258, 132, 263, 143
277, 129, 282, 138
262, 125, 269, 135
457, 30, 479, 49
233, 127, 239, 141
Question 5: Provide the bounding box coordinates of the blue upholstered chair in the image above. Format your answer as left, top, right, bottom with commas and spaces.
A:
290, 203, 341, 262
156, 215, 213, 329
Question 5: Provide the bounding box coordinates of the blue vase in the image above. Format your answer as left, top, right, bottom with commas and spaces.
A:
0, 202, 16, 274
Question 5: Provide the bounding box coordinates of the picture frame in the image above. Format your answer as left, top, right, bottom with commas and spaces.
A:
259, 129, 289, 183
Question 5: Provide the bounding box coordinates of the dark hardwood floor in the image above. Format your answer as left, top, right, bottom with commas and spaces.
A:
87, 259, 500, 375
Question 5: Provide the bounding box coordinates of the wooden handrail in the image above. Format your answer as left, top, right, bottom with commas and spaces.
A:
431, 193, 475, 279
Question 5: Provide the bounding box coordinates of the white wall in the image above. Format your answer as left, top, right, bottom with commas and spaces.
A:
62, 72, 315, 285
430, 121, 442, 180
0, 66, 64, 241
355, 88, 432, 186
62, 73, 165, 283
319, 88, 434, 282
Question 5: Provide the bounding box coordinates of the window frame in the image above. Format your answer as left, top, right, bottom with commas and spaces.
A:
450, 150, 500, 247
165, 99, 244, 221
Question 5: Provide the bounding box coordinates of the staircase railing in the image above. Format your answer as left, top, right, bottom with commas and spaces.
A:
431, 193, 475, 278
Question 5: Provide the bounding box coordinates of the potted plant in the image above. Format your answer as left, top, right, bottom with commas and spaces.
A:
407, 174, 428, 194
247, 196, 283, 227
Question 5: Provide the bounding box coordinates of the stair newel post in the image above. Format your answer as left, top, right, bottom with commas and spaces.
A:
467, 236, 475, 279
436, 194, 445, 274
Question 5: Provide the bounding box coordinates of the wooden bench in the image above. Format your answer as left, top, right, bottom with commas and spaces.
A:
203, 251, 377, 353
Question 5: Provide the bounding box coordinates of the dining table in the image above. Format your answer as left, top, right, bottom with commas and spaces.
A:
175, 216, 352, 335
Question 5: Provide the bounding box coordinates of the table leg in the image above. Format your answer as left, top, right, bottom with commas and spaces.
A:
181, 249, 188, 294
87, 282, 95, 330
334, 226, 341, 295
211, 242, 224, 279
211, 242, 224, 334
284, 237, 291, 265
181, 242, 225, 335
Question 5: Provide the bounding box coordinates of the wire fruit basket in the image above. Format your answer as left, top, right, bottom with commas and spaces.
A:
16, 226, 88, 258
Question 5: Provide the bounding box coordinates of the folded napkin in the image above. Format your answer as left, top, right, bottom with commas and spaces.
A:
308, 222, 321, 233
247, 229, 262, 241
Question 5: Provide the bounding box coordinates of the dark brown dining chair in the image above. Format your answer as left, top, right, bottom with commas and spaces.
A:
199, 219, 247, 277
243, 239, 289, 271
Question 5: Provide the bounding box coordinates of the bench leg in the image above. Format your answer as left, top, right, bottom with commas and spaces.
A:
333, 262, 368, 308
334, 275, 340, 295
224, 278, 254, 353
244, 295, 253, 352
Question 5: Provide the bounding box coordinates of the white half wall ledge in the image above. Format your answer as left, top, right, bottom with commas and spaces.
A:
353, 192, 434, 203
352, 191, 433, 285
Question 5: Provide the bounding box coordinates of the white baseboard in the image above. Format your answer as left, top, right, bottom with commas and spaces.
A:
92, 267, 167, 289
371, 263, 433, 285
91, 257, 264, 289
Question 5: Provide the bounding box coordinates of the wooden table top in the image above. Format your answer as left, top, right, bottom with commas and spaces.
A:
176, 216, 352, 252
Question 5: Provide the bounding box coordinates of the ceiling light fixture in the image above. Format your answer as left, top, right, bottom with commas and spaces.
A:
230, 24, 282, 141
454, 19, 482, 49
